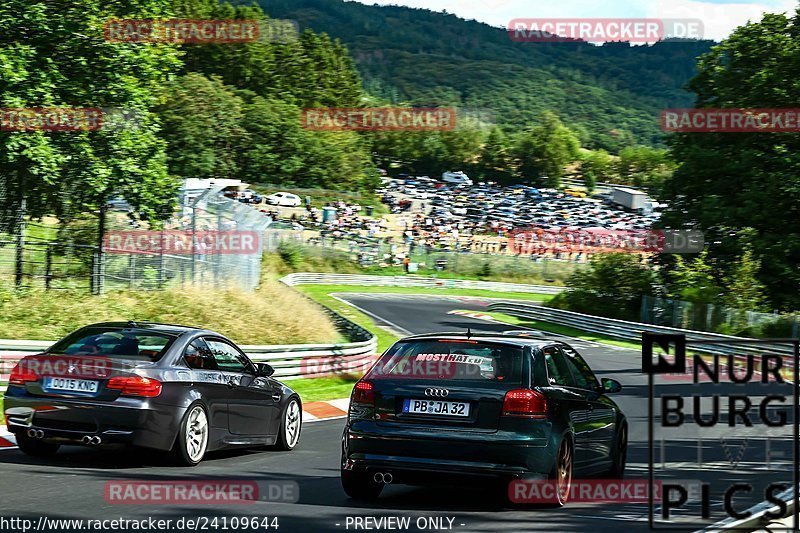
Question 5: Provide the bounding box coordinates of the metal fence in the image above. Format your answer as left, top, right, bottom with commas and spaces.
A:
0, 187, 307, 293
488, 302, 796, 359
280, 272, 566, 294
640, 294, 800, 337
301, 236, 587, 284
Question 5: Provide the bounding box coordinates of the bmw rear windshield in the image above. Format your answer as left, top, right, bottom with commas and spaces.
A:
367, 340, 524, 384
47, 326, 178, 361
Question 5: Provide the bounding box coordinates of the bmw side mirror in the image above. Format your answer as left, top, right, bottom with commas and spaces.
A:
256, 363, 275, 377
601, 378, 622, 394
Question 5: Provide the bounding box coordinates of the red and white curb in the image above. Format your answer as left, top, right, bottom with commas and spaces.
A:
448, 310, 499, 322
303, 398, 350, 422
0, 425, 17, 448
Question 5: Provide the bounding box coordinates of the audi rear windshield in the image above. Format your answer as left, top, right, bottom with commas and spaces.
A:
367, 340, 524, 383
48, 327, 178, 361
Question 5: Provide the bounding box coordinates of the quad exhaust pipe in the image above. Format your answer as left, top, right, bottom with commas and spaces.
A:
26, 429, 44, 439
80, 436, 102, 446
373, 472, 393, 484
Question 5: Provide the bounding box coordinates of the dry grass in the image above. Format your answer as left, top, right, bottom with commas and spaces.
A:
0, 282, 340, 344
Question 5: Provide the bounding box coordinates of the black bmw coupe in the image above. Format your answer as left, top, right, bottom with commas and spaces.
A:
4, 322, 302, 465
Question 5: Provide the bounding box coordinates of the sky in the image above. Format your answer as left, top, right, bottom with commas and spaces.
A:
350, 0, 798, 41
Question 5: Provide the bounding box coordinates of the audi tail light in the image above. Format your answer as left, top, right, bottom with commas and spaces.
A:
106, 376, 162, 397
502, 389, 547, 419
352, 380, 375, 405
9, 362, 39, 385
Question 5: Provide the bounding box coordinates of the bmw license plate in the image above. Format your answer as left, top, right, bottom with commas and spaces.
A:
402, 399, 470, 417
43, 377, 99, 394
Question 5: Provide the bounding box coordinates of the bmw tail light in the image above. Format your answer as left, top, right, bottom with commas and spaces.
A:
107, 376, 162, 397
502, 389, 547, 418
351, 380, 375, 405
9, 363, 38, 385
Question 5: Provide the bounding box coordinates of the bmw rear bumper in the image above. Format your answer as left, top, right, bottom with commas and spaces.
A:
4, 394, 180, 450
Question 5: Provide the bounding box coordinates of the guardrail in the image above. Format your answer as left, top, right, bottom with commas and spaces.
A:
487, 302, 796, 358
280, 272, 566, 295
0, 336, 377, 382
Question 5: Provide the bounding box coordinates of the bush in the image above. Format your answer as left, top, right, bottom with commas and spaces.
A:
549, 253, 656, 321
277, 240, 305, 269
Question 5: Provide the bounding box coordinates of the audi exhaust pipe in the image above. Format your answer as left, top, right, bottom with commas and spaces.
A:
27, 429, 44, 439
81, 436, 92, 445
81, 436, 101, 445
91, 436, 102, 445
372, 472, 393, 484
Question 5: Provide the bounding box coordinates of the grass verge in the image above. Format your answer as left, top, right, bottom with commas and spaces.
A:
287, 374, 359, 403
481, 311, 640, 350
0, 282, 341, 345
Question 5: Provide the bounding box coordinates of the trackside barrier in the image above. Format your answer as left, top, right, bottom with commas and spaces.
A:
279, 272, 566, 294
486, 302, 795, 359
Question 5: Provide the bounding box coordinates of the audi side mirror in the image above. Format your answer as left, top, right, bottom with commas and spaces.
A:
256, 363, 275, 377
601, 378, 622, 394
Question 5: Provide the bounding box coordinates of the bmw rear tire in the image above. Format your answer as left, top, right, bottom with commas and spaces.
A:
172, 403, 209, 466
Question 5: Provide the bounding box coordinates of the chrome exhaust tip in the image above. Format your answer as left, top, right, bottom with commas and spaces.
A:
372, 472, 392, 484
90, 436, 102, 445
81, 436, 92, 445
27, 428, 37, 438
36, 430, 44, 438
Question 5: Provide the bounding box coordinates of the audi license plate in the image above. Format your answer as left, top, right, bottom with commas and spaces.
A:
402, 399, 470, 417
43, 377, 99, 393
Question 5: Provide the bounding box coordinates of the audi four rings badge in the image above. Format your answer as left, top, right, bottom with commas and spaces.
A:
424, 388, 449, 397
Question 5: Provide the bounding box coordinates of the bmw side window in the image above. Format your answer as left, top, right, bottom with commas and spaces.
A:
184, 339, 217, 370
560, 345, 599, 390
205, 339, 251, 374
543, 346, 573, 386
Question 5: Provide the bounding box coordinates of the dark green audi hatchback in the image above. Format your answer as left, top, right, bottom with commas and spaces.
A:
340, 332, 627, 506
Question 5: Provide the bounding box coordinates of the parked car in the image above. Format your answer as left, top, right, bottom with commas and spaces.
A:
442, 171, 473, 186
4, 322, 302, 465
340, 332, 626, 506
266, 192, 302, 207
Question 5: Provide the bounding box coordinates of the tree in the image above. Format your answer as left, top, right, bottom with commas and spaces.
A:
0, 0, 182, 232
511, 112, 580, 187
667, 251, 722, 304
478, 127, 512, 182
156, 74, 246, 181
723, 246, 768, 312
580, 149, 614, 191
660, 10, 800, 310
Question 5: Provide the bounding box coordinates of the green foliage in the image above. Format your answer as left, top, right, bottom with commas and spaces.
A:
0, 0, 183, 228
666, 251, 721, 304
660, 11, 800, 310
511, 112, 580, 187
277, 240, 305, 269
263, 0, 714, 150
550, 253, 657, 321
